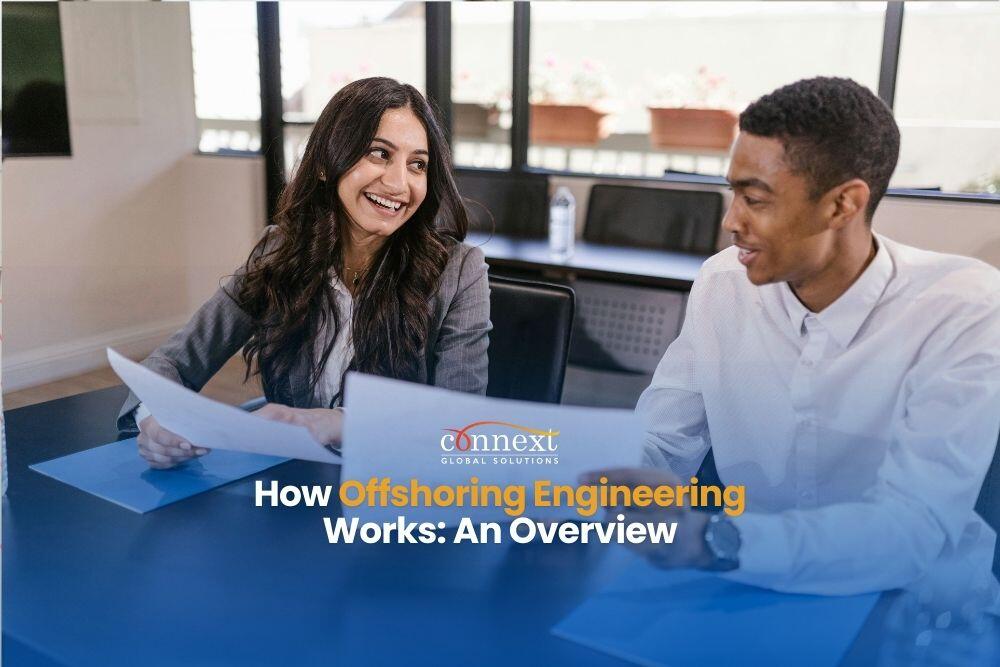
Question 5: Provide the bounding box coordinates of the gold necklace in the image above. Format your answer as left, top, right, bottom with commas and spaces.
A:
343, 263, 367, 287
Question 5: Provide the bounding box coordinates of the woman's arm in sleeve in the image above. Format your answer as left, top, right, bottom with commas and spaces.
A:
116, 281, 256, 433
430, 244, 491, 395
116, 227, 280, 432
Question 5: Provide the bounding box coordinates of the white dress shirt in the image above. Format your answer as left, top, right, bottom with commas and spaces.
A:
133, 270, 355, 424
638, 234, 1000, 596
312, 272, 355, 408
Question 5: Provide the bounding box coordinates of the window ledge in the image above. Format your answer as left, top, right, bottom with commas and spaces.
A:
194, 149, 262, 159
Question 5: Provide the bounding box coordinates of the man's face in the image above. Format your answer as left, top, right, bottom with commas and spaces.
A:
722, 133, 833, 286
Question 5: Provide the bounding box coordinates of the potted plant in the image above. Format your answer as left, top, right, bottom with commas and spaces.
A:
647, 67, 738, 151
452, 69, 503, 139
530, 57, 615, 145
961, 170, 1000, 195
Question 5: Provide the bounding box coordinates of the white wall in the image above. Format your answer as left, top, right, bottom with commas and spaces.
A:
1, 3, 263, 391
874, 197, 1000, 267
1, 2, 997, 394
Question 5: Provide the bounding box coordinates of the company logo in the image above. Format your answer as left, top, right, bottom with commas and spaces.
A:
440, 421, 560, 465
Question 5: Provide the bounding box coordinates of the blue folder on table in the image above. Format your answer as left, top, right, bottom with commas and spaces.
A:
553, 557, 878, 667
30, 438, 289, 513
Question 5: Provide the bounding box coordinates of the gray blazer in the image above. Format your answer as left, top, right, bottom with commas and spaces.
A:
117, 231, 491, 433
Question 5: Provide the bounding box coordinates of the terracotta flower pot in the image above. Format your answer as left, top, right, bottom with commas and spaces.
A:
648, 107, 738, 151
453, 102, 496, 139
530, 103, 611, 145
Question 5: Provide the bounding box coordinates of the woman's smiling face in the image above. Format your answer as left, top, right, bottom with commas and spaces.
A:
336, 106, 430, 241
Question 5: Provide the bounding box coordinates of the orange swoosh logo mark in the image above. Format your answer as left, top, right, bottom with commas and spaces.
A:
444, 421, 559, 451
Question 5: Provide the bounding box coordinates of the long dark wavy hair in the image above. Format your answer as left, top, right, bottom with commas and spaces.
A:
234, 77, 469, 404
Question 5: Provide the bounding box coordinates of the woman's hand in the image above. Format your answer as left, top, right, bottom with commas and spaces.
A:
136, 415, 209, 469
255, 404, 345, 450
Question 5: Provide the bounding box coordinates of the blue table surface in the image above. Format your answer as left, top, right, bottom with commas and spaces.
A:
3, 386, 632, 667
3, 386, 988, 666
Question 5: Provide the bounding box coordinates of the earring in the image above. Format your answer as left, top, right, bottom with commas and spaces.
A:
318, 170, 327, 182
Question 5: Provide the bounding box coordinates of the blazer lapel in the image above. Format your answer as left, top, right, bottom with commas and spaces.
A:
287, 353, 313, 407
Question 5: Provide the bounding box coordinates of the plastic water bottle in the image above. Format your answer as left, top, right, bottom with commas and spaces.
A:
549, 186, 576, 261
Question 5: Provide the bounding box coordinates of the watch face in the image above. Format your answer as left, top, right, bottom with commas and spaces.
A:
707, 515, 741, 562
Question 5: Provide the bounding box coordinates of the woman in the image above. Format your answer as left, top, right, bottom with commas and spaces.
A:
119, 77, 490, 468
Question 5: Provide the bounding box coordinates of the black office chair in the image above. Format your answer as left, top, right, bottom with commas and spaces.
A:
454, 168, 550, 238
565, 184, 722, 377
239, 277, 575, 408
583, 183, 723, 254
975, 429, 1000, 579
487, 275, 575, 404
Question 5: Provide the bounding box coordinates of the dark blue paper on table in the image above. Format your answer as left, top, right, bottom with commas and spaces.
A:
553, 557, 878, 667
30, 438, 289, 513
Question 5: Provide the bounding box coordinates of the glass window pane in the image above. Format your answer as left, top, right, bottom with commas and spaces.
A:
283, 123, 313, 182
190, 1, 261, 154
893, 2, 1000, 194
279, 2, 425, 178
452, 1, 513, 170
528, 2, 885, 177
280, 2, 425, 124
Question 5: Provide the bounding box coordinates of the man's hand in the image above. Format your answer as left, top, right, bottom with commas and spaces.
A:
582, 466, 682, 489
584, 467, 714, 570
136, 415, 209, 469
255, 404, 345, 449
620, 506, 712, 569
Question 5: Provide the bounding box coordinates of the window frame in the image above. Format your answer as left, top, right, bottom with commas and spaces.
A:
252, 1, 998, 223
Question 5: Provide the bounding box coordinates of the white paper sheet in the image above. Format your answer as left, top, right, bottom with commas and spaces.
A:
340, 373, 644, 524
107, 348, 340, 464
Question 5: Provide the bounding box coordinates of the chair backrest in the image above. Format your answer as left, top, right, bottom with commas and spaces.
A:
975, 429, 1000, 578
487, 276, 575, 403
584, 183, 723, 254
455, 168, 549, 238
567, 278, 686, 374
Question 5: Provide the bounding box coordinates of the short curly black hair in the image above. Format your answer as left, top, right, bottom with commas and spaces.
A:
739, 77, 899, 222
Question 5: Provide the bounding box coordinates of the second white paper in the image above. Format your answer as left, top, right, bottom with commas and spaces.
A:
340, 373, 644, 525
108, 348, 341, 464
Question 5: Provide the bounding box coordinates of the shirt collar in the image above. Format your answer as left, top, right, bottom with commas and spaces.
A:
778, 281, 811, 338
330, 270, 353, 299
778, 235, 893, 348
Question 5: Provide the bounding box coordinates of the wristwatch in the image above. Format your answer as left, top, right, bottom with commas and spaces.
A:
703, 514, 741, 571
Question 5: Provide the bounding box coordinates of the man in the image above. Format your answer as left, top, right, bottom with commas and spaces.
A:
595, 77, 1000, 596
